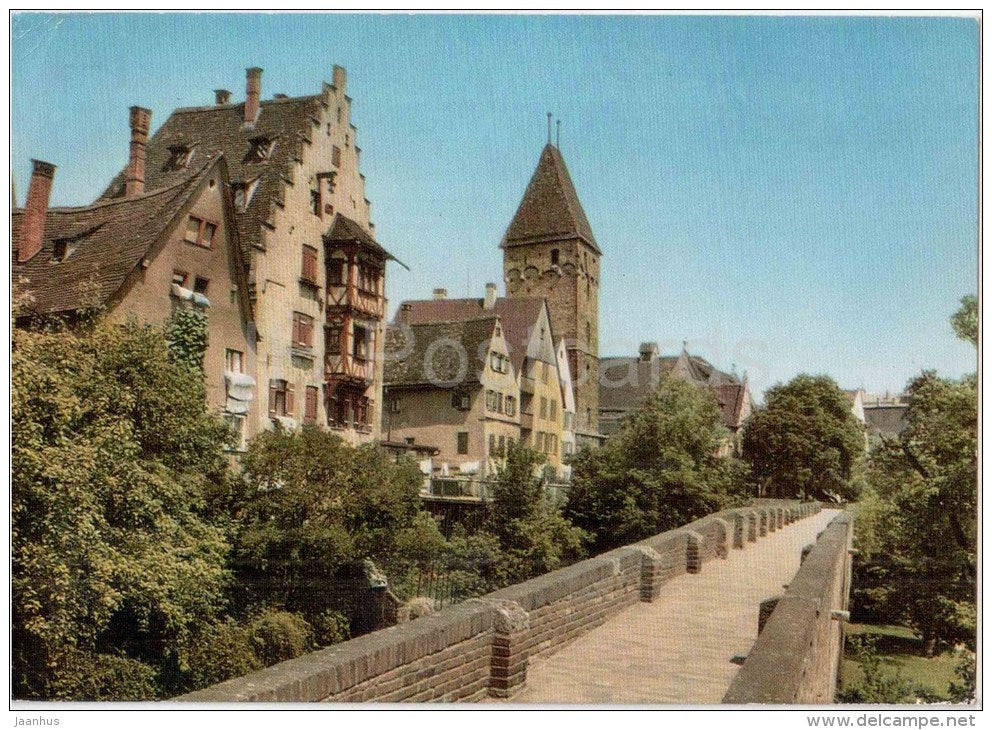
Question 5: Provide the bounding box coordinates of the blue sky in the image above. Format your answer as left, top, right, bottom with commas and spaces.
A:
10, 13, 978, 398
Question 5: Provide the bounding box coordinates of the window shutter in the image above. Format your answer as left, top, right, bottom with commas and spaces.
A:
268, 381, 277, 416
286, 383, 295, 416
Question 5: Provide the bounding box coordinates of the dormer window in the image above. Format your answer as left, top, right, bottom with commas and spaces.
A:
246, 136, 274, 163
52, 239, 69, 262
165, 145, 193, 171
232, 177, 260, 211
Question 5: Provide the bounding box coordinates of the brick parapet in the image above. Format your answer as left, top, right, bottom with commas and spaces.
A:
722, 511, 853, 705
177, 499, 823, 703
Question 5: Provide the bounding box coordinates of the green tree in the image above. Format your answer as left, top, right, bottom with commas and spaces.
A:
949, 294, 977, 347
851, 296, 977, 656
230, 428, 441, 627
12, 318, 233, 700
855, 371, 977, 655
742, 374, 865, 501
566, 378, 750, 553
485, 443, 587, 584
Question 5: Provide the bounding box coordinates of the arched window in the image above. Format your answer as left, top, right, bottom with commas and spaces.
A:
550, 248, 559, 265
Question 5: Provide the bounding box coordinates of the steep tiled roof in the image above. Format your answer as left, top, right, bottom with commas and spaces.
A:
394, 297, 546, 374
598, 352, 744, 429
384, 317, 499, 387
710, 382, 749, 430
13, 155, 222, 315
501, 144, 600, 254
99, 94, 325, 258
324, 212, 398, 264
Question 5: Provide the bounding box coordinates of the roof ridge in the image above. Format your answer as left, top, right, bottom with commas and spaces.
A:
25, 153, 221, 217
171, 94, 321, 115
396, 313, 500, 327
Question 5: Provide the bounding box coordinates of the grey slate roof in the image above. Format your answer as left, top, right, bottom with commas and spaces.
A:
501, 144, 600, 254
13, 155, 225, 315
598, 351, 746, 429
393, 297, 546, 374
864, 405, 909, 436
384, 317, 499, 387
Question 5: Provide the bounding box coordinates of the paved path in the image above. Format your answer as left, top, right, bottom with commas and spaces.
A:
510, 508, 842, 705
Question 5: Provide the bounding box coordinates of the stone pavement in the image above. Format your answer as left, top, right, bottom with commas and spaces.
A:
508, 508, 842, 705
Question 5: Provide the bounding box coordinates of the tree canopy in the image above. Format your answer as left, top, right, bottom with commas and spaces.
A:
12, 318, 233, 699
565, 377, 749, 553
742, 375, 865, 501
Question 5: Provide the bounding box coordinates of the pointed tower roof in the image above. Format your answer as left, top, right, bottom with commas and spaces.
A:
501, 144, 600, 254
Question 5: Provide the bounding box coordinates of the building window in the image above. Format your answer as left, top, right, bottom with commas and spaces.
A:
184, 216, 217, 248
224, 414, 246, 450
486, 390, 501, 412
268, 379, 294, 418
498, 435, 506, 452
389, 396, 401, 413
451, 391, 471, 411
357, 265, 377, 294
247, 136, 274, 163
505, 396, 516, 417
550, 248, 559, 265
304, 385, 319, 425
327, 258, 345, 286
456, 431, 469, 455
489, 434, 496, 454
193, 277, 210, 295
540, 396, 548, 419
226, 349, 244, 374
326, 325, 341, 355
166, 145, 193, 171
352, 325, 370, 360
549, 399, 558, 421
52, 239, 69, 262
301, 245, 319, 284
233, 178, 259, 211
332, 145, 342, 168
172, 270, 188, 287
292, 312, 314, 348
310, 188, 322, 217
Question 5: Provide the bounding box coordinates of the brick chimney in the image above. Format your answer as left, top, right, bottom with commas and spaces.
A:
18, 159, 56, 263
332, 65, 347, 93
244, 67, 263, 124
214, 89, 231, 106
124, 106, 152, 197
484, 282, 497, 310
399, 303, 412, 324
432, 288, 448, 301
639, 342, 658, 362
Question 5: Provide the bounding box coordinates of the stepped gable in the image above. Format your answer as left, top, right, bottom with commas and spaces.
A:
99, 94, 324, 258
384, 316, 500, 387
13, 155, 224, 315
394, 296, 545, 374
501, 144, 600, 253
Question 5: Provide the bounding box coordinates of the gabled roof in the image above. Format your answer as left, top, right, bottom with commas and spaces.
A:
324, 213, 402, 266
13, 155, 227, 315
598, 350, 744, 429
99, 94, 326, 259
393, 296, 547, 374
384, 316, 500, 387
501, 144, 600, 254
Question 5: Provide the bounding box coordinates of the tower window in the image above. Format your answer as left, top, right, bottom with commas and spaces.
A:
332, 145, 342, 168
550, 248, 559, 265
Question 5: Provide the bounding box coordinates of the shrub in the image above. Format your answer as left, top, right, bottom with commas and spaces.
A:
248, 609, 314, 666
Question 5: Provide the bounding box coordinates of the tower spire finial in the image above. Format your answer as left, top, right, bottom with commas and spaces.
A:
547, 112, 552, 145
556, 119, 561, 148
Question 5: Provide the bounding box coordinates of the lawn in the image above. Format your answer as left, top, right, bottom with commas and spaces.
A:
839, 624, 961, 701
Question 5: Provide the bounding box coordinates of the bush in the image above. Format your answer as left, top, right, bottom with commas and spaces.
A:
46, 648, 159, 701
311, 610, 351, 647
248, 610, 314, 666
182, 620, 262, 691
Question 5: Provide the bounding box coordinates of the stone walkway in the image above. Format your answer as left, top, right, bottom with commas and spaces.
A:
509, 508, 842, 705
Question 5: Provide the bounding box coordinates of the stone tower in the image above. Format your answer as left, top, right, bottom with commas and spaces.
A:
501, 143, 602, 445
